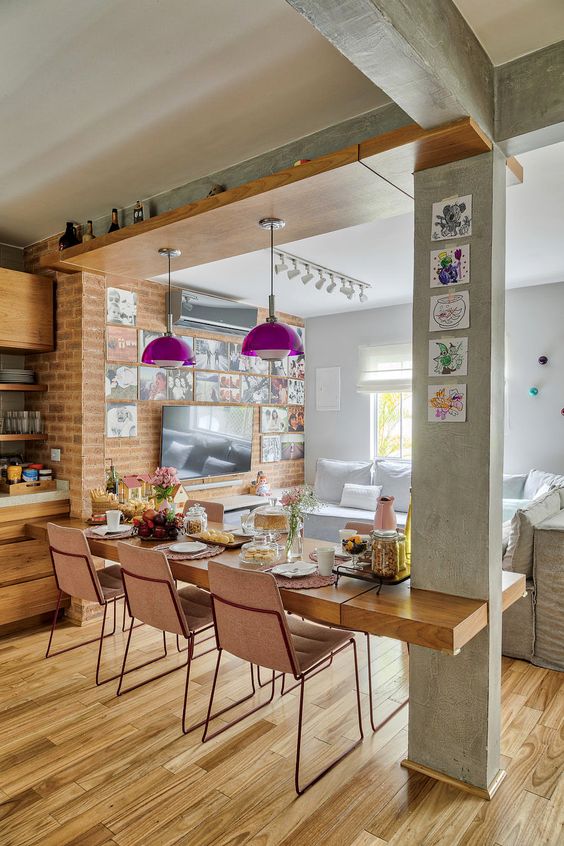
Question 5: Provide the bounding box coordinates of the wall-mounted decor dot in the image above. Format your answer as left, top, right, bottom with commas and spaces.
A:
538, 355, 548, 365
529, 387, 539, 396
561, 408, 564, 416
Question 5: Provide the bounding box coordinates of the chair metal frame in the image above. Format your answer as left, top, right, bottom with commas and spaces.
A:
202, 593, 364, 795
116, 567, 215, 734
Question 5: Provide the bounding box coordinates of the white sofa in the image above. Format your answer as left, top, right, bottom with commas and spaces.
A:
303, 458, 411, 542
502, 469, 564, 522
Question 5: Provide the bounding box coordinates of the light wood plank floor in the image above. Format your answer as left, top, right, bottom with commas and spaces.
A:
0, 608, 562, 846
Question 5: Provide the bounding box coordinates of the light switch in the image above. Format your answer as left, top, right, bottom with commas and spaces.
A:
51, 448, 61, 462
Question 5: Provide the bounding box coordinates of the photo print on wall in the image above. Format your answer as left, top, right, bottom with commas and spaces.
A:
105, 365, 138, 400
430, 245, 470, 287
219, 374, 241, 403
270, 378, 288, 405
428, 337, 468, 377
288, 406, 305, 432
281, 433, 305, 460
167, 369, 193, 401
106, 403, 138, 437
261, 406, 288, 433
269, 359, 288, 377
427, 384, 467, 423
241, 355, 269, 375
431, 195, 472, 240
195, 372, 220, 402
107, 326, 137, 362
194, 338, 229, 371
107, 288, 137, 325
288, 356, 305, 379
139, 366, 168, 400
429, 291, 470, 332
261, 435, 282, 463
288, 379, 305, 405
241, 375, 269, 404
228, 343, 244, 372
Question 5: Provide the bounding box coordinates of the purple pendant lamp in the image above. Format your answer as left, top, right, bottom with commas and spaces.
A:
141, 248, 196, 367
241, 218, 304, 361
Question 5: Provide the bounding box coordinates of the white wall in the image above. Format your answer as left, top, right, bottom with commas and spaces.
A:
304, 302, 412, 483
305, 281, 564, 482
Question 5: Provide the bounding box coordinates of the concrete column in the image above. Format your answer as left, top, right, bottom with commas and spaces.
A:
408, 150, 506, 792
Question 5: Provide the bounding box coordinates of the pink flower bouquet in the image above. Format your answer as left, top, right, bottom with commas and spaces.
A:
149, 466, 179, 506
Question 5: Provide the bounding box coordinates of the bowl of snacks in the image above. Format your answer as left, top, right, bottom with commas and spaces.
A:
342, 534, 370, 569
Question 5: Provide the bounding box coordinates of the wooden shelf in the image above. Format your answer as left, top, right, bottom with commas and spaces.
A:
0, 434, 47, 442
0, 384, 47, 392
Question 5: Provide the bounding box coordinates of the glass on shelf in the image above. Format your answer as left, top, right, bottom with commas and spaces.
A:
239, 533, 282, 567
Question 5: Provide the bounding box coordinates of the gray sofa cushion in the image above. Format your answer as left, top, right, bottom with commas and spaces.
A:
374, 460, 411, 513
503, 473, 527, 499
313, 458, 372, 504
523, 469, 564, 500
533, 519, 564, 671
503, 490, 561, 577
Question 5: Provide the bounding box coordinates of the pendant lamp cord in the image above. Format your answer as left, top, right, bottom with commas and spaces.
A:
166, 251, 172, 335
268, 224, 276, 322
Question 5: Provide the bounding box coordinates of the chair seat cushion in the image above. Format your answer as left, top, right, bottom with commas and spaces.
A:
98, 564, 124, 599
178, 585, 213, 631
288, 616, 352, 673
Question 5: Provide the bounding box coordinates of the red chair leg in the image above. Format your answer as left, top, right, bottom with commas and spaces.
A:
365, 633, 409, 732
202, 656, 275, 743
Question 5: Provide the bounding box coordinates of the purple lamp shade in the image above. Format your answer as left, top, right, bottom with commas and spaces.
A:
141, 335, 195, 367
241, 320, 304, 360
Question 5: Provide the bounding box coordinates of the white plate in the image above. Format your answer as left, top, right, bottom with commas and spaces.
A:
91, 525, 128, 536
169, 541, 207, 553
271, 563, 317, 578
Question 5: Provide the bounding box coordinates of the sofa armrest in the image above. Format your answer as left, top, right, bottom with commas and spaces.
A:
533, 524, 564, 670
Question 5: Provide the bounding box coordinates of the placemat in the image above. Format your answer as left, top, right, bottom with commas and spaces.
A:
84, 527, 134, 540
153, 542, 226, 560
273, 572, 337, 589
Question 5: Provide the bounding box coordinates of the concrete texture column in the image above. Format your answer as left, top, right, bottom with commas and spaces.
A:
408, 150, 506, 792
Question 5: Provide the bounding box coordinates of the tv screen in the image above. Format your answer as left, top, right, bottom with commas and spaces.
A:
161, 405, 254, 480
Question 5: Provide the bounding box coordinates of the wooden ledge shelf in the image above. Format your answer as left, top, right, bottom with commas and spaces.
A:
0, 383, 47, 392
0, 434, 47, 442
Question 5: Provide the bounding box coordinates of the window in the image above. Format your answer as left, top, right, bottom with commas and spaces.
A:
373, 391, 412, 459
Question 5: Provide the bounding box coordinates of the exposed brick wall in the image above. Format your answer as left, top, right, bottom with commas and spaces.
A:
23, 240, 304, 516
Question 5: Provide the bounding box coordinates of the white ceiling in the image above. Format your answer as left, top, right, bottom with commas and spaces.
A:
158, 140, 564, 318
0, 0, 387, 246
453, 0, 564, 64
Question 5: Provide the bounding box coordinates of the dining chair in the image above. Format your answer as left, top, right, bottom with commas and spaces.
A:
202, 561, 364, 795
344, 521, 410, 733
183, 499, 225, 525
46, 522, 126, 685
116, 542, 215, 733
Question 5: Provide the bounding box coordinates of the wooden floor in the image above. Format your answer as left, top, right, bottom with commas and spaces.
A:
0, 607, 562, 846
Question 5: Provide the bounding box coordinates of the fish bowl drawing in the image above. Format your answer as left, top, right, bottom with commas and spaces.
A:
433, 294, 466, 329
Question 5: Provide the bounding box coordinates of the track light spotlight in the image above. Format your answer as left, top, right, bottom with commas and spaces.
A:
301, 265, 314, 284
287, 259, 300, 279
326, 274, 336, 293
315, 270, 326, 290
359, 287, 368, 303
274, 254, 288, 275
339, 277, 348, 295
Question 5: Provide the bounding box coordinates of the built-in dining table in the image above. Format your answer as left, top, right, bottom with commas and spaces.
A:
27, 516, 526, 655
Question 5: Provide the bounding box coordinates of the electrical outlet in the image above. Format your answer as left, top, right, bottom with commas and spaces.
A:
51, 448, 61, 462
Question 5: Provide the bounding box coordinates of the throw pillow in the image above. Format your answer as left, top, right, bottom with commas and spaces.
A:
339, 483, 382, 512
503, 473, 527, 499
523, 469, 564, 500
313, 458, 373, 504
374, 460, 411, 513
503, 490, 561, 577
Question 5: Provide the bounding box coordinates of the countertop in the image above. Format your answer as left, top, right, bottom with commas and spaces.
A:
0, 479, 70, 508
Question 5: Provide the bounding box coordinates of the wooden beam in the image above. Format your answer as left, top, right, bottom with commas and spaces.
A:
506, 156, 524, 186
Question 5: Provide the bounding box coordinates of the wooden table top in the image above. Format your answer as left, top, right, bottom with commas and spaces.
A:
26, 516, 526, 654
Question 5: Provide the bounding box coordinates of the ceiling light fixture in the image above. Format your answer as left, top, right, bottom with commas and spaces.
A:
274, 254, 288, 275
326, 274, 336, 293
141, 248, 195, 367
339, 278, 349, 295
359, 287, 368, 303
241, 218, 304, 362
301, 265, 314, 285
269, 249, 372, 304
287, 259, 300, 280
315, 270, 326, 290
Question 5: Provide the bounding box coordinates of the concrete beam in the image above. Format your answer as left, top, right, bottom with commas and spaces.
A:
285, 0, 493, 136
42, 102, 410, 246
495, 40, 564, 155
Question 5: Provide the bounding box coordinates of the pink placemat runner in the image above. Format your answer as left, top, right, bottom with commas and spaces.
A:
84, 527, 134, 540
153, 542, 226, 560
273, 572, 337, 589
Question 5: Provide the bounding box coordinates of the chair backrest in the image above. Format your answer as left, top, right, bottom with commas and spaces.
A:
183, 499, 225, 524
47, 523, 104, 604
207, 561, 298, 675
344, 521, 373, 534
116, 542, 189, 637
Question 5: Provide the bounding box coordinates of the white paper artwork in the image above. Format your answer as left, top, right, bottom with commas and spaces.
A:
430, 244, 470, 287
431, 195, 472, 240
429, 291, 470, 332
427, 384, 467, 423
428, 337, 468, 377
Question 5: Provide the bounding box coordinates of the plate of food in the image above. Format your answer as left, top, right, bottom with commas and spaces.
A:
187, 529, 250, 549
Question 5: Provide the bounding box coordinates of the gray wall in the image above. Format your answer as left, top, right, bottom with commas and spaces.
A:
305, 280, 564, 480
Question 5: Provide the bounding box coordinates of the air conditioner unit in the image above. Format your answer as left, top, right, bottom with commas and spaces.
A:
170, 289, 258, 336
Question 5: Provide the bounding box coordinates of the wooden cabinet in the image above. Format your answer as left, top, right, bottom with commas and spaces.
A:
0, 268, 54, 352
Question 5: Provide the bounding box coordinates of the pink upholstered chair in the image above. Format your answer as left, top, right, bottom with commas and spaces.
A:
116, 542, 215, 733
343, 521, 410, 733
46, 522, 125, 685
203, 561, 364, 795
183, 499, 225, 525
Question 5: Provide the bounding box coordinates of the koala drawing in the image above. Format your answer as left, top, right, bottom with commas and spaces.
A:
434, 201, 471, 238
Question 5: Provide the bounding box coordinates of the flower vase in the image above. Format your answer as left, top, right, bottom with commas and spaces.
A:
373, 495, 397, 531
286, 518, 303, 562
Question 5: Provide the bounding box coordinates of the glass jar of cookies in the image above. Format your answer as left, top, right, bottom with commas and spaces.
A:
184, 504, 207, 536
371, 530, 401, 578
239, 533, 282, 567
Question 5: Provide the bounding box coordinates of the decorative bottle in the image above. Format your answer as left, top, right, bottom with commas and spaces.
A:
59, 222, 80, 251
105, 460, 119, 496
133, 201, 144, 223
108, 209, 120, 233
82, 220, 95, 242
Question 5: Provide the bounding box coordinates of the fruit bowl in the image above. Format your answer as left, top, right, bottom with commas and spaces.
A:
342, 534, 369, 569
133, 506, 183, 541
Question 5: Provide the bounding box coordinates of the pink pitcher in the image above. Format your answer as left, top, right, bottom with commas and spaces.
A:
373, 495, 397, 531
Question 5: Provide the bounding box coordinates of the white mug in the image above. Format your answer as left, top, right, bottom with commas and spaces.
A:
106, 510, 122, 532
316, 546, 335, 576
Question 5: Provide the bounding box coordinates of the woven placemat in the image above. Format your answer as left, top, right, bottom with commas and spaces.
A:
273, 572, 337, 589
153, 542, 226, 560
84, 527, 134, 540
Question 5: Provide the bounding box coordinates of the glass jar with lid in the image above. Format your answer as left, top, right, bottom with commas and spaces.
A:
371, 530, 401, 578
240, 533, 282, 567
184, 503, 208, 536
242, 503, 289, 536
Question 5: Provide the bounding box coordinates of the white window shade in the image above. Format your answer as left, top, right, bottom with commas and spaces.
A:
357, 343, 412, 393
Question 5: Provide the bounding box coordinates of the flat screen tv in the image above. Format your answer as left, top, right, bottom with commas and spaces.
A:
161, 405, 254, 480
